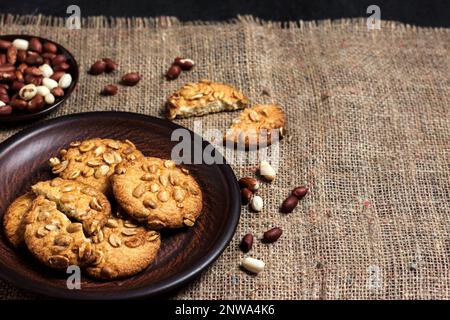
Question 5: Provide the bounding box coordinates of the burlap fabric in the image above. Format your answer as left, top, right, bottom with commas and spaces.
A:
0, 14, 449, 300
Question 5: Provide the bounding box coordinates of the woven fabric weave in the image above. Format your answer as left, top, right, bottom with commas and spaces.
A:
0, 14, 449, 299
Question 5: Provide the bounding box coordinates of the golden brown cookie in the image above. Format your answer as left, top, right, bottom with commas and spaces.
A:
111, 157, 203, 229
23, 196, 97, 270
84, 211, 161, 280
224, 104, 286, 148
3, 192, 35, 247
166, 80, 249, 119
48, 138, 143, 195
31, 178, 111, 235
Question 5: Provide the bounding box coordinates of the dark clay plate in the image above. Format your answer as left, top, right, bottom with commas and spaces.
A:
0, 111, 240, 299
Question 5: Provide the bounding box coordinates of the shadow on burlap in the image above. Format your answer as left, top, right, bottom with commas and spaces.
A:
0, 14, 449, 300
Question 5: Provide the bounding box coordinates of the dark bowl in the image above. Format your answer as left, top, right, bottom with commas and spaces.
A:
0, 112, 241, 299
0, 34, 79, 124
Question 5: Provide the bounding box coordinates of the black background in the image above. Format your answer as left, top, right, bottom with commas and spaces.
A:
0, 0, 449, 28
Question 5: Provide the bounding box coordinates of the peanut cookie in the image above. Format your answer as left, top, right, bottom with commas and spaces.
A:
224, 104, 286, 148
85, 211, 161, 280
31, 178, 111, 235
48, 138, 143, 195
166, 80, 249, 119
23, 196, 97, 270
111, 157, 203, 229
3, 192, 35, 247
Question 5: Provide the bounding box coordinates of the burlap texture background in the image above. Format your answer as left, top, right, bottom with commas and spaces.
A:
0, 14, 449, 300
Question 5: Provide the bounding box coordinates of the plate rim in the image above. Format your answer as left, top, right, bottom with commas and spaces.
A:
0, 111, 241, 299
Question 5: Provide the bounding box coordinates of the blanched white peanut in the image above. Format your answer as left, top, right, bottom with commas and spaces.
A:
58, 73, 72, 89
36, 86, 50, 97
0, 101, 5, 107
44, 93, 55, 104
42, 78, 58, 90
19, 84, 37, 100
241, 257, 265, 274
12, 38, 29, 50
259, 161, 276, 181
250, 195, 263, 212
39, 64, 54, 78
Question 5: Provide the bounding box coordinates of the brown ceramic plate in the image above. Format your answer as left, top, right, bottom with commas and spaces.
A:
0, 34, 79, 123
0, 111, 240, 299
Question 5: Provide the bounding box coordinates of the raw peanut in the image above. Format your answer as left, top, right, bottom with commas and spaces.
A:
103, 58, 117, 73
27, 94, 45, 111
24, 66, 43, 76
25, 52, 43, 66
166, 64, 181, 80
0, 53, 6, 64
51, 87, 64, 97
11, 81, 24, 92
238, 177, 259, 191
0, 104, 13, 115
43, 42, 58, 54
58, 73, 72, 89
174, 57, 195, 70
241, 257, 265, 274
121, 72, 140, 86
280, 195, 298, 213
102, 84, 118, 96
17, 63, 27, 73
51, 54, 66, 66
39, 64, 53, 78
42, 77, 58, 90
10, 96, 27, 110
24, 74, 42, 86
241, 188, 253, 205
53, 62, 70, 72
50, 71, 65, 81
89, 60, 106, 75
250, 195, 263, 212
44, 93, 55, 104
19, 84, 37, 100
0, 64, 15, 73
0, 71, 15, 81
240, 233, 253, 252
292, 186, 308, 199
6, 45, 17, 64
263, 227, 282, 243
17, 50, 27, 63
12, 39, 29, 50
29, 37, 42, 53
259, 161, 276, 181
36, 85, 50, 96
0, 94, 9, 104
14, 70, 24, 82
0, 39, 12, 50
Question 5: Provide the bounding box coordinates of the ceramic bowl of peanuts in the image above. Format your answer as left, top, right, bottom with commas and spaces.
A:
0, 35, 78, 122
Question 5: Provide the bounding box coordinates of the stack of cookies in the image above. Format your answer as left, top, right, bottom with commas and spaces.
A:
3, 138, 203, 280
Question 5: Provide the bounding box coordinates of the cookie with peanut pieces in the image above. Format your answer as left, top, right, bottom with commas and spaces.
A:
3, 192, 35, 247
111, 157, 203, 229
48, 138, 143, 195
166, 79, 249, 119
85, 210, 161, 280
23, 196, 97, 270
31, 178, 111, 235
224, 104, 286, 148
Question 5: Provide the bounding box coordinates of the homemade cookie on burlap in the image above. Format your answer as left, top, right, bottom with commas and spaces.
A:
225, 104, 286, 148
3, 192, 35, 247
31, 178, 111, 235
112, 157, 203, 229
166, 79, 249, 119
23, 196, 97, 270
49, 138, 143, 195
85, 210, 161, 280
